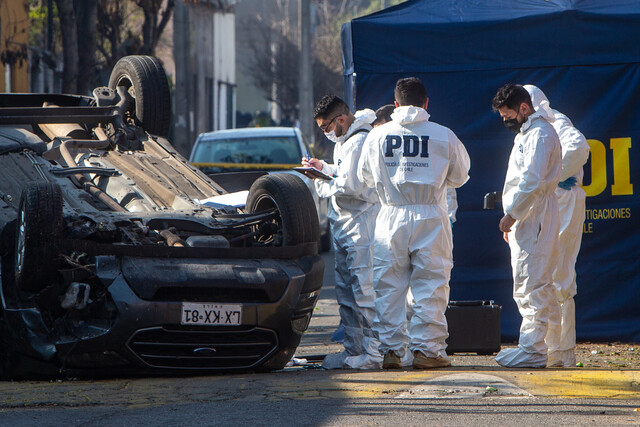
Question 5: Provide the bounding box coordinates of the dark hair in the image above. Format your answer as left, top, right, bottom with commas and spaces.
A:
373, 104, 395, 126
394, 77, 428, 107
313, 94, 350, 119
492, 84, 533, 112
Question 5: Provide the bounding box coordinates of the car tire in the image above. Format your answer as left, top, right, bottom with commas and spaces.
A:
246, 174, 320, 247
15, 182, 63, 293
108, 55, 171, 137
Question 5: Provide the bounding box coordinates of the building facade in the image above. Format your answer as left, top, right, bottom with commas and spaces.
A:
0, 0, 29, 93
172, 0, 236, 157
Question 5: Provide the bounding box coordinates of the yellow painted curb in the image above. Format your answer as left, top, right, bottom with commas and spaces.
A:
0, 369, 638, 408
504, 369, 640, 398
270, 369, 640, 400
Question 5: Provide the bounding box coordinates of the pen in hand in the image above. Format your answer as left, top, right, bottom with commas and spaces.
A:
303, 150, 317, 177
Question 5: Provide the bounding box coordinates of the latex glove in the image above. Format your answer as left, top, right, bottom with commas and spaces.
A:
558, 176, 577, 190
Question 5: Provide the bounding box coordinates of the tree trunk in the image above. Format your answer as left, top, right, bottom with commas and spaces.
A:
75, 0, 98, 95
137, 0, 175, 55
54, 0, 78, 93
155, 0, 175, 50
140, 7, 156, 55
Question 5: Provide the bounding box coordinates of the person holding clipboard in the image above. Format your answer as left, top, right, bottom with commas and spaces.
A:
301, 94, 381, 370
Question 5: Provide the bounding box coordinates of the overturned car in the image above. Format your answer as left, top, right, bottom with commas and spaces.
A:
0, 56, 323, 378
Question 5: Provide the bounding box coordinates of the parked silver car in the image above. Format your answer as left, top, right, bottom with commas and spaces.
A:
190, 127, 331, 251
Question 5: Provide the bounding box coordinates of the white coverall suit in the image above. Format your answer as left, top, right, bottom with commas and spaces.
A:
406, 187, 457, 325
358, 106, 470, 359
525, 85, 590, 368
496, 108, 563, 368
316, 109, 382, 369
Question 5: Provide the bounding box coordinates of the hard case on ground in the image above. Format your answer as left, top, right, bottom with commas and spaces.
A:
445, 300, 501, 355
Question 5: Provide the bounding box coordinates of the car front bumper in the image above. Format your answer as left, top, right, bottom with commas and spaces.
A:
2, 252, 324, 375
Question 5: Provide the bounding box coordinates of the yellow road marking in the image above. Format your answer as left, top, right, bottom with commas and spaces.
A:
506, 369, 640, 398
1, 369, 638, 408
267, 370, 640, 400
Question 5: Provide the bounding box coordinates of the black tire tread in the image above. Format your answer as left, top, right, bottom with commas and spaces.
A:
275, 173, 320, 244
108, 55, 171, 137
15, 182, 63, 293
246, 174, 319, 247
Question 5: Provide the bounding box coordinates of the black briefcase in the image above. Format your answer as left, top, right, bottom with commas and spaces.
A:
445, 300, 501, 355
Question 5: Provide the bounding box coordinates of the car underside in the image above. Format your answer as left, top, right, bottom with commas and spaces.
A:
0, 56, 324, 379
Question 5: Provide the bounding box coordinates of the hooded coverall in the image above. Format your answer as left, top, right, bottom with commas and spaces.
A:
496, 109, 563, 368
358, 106, 470, 359
525, 85, 590, 368
316, 109, 382, 369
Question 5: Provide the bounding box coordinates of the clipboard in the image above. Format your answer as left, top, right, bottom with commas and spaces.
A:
293, 167, 333, 181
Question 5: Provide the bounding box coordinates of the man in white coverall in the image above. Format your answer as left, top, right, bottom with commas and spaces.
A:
358, 77, 470, 369
375, 104, 460, 224
492, 83, 562, 368
374, 104, 459, 340
302, 95, 381, 369
525, 84, 590, 368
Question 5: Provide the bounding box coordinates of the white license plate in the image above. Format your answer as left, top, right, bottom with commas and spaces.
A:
181, 303, 242, 326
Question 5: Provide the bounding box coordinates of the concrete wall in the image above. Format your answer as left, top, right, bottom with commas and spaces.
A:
213, 13, 235, 131
190, 7, 216, 136
173, 3, 235, 157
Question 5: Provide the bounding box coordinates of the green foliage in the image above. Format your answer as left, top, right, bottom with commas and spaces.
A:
28, 1, 60, 53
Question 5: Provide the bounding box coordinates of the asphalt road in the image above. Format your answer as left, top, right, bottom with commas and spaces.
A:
0, 249, 638, 426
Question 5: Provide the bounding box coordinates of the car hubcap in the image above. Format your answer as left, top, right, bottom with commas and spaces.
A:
254, 194, 283, 244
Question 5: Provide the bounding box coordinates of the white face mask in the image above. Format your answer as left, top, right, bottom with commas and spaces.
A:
324, 130, 346, 144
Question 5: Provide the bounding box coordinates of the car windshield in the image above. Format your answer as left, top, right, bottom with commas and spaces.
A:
191, 135, 302, 172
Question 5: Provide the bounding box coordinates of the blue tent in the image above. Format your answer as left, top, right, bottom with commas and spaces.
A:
342, 0, 640, 342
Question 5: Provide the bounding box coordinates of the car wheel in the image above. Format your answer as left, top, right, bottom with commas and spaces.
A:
108, 55, 171, 137
15, 182, 63, 293
246, 174, 320, 247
